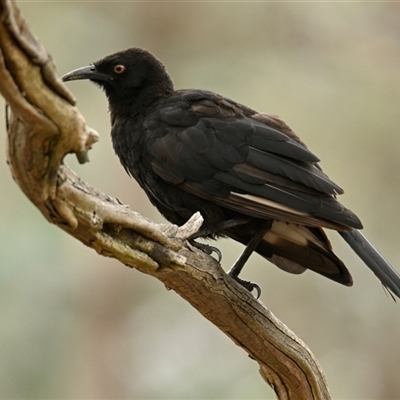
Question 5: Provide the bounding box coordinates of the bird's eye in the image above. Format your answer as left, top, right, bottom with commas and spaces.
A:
113, 64, 126, 74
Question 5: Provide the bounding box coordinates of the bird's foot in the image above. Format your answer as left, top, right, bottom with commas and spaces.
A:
229, 274, 261, 299
188, 239, 222, 263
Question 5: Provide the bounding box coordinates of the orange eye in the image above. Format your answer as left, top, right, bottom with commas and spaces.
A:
113, 64, 125, 74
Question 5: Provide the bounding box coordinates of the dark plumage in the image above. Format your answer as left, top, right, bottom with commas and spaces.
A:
62, 47, 400, 298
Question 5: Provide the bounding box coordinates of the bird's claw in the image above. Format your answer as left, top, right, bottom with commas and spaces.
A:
212, 247, 223, 263
188, 239, 222, 263
230, 275, 261, 299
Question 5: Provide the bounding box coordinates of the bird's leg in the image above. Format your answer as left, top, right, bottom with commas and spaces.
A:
189, 217, 250, 262
228, 221, 272, 298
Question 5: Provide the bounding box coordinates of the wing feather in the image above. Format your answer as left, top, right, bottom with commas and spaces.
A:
147, 90, 360, 230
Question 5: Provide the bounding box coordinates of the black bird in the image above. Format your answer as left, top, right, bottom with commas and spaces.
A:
62, 47, 400, 298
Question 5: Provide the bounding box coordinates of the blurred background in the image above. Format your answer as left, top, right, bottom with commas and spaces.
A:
1, 1, 400, 399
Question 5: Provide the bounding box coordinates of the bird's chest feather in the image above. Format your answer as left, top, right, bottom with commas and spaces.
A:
110, 116, 201, 223
111, 116, 146, 179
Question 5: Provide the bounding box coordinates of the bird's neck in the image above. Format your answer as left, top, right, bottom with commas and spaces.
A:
108, 77, 174, 178
108, 77, 174, 122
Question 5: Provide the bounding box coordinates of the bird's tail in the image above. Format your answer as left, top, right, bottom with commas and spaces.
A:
339, 230, 400, 299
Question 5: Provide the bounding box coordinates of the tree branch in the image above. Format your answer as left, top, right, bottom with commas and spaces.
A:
0, 1, 330, 398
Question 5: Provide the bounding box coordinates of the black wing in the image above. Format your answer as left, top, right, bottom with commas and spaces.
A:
146, 89, 362, 231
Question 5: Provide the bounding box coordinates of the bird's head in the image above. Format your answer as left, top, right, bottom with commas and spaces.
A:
62, 48, 174, 111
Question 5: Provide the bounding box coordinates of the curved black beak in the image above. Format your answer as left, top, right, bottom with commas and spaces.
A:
62, 65, 112, 83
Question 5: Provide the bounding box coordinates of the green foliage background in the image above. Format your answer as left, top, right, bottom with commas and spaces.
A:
1, 2, 400, 399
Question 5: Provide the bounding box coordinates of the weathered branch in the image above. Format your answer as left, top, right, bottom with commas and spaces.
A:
0, 1, 330, 398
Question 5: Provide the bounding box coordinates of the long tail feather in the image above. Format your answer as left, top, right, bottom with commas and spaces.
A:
339, 230, 400, 299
